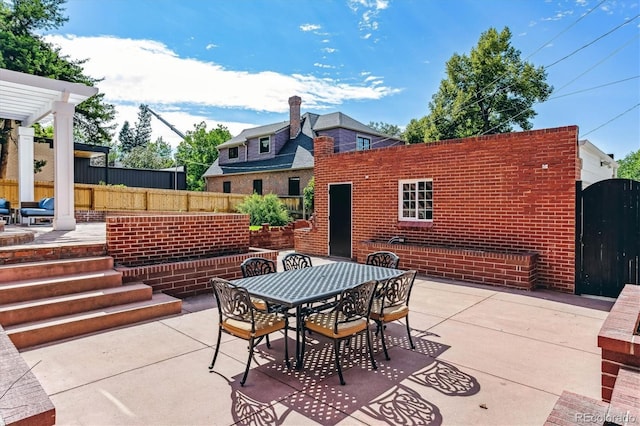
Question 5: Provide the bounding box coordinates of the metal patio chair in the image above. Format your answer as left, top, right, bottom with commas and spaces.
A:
282, 253, 313, 271
209, 278, 289, 386
370, 270, 417, 360
365, 251, 400, 269
302, 279, 378, 385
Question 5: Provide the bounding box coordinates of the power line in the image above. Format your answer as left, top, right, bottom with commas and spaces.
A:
581, 103, 640, 138
548, 76, 639, 100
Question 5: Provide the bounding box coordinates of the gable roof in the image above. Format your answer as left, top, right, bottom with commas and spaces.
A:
203, 109, 400, 178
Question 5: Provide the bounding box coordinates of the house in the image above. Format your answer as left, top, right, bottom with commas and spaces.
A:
578, 139, 618, 187
203, 96, 404, 198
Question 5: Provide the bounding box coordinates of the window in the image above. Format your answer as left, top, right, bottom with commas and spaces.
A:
399, 179, 433, 221
288, 177, 300, 196
259, 136, 270, 154
222, 181, 231, 193
253, 179, 263, 195
228, 147, 238, 159
356, 136, 371, 151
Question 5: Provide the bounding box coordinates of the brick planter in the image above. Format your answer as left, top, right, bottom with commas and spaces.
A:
597, 284, 640, 402
359, 241, 538, 290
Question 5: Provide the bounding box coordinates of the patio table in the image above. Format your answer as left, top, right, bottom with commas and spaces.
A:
233, 261, 403, 368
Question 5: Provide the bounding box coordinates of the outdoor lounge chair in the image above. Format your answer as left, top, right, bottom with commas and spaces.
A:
19, 197, 54, 226
302, 279, 378, 385
0, 198, 11, 224
366, 251, 400, 269
209, 278, 289, 386
370, 270, 417, 360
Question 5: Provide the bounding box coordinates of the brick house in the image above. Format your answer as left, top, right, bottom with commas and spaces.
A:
203, 96, 404, 198
296, 126, 583, 293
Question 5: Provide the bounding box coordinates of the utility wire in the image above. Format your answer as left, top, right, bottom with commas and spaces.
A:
548, 76, 639, 100
581, 103, 640, 138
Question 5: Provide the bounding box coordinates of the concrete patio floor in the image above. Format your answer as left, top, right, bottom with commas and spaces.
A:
16, 248, 613, 426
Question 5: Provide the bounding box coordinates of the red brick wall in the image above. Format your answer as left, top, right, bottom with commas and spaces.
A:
106, 214, 249, 267
249, 223, 294, 250
118, 249, 278, 298
304, 127, 580, 292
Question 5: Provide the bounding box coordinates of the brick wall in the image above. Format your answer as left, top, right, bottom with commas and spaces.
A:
249, 223, 294, 250
597, 285, 640, 402
118, 249, 278, 298
106, 214, 249, 267
303, 127, 580, 292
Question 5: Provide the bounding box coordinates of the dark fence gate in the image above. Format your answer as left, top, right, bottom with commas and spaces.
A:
576, 178, 640, 297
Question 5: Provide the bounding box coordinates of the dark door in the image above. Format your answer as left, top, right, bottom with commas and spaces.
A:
329, 183, 352, 258
253, 179, 263, 195
577, 179, 640, 297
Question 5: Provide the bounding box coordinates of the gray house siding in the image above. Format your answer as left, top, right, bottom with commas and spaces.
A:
317, 128, 398, 153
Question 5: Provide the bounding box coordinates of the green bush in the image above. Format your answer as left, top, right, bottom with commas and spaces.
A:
236, 193, 292, 226
303, 176, 314, 213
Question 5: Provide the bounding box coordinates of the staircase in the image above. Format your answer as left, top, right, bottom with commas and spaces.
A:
0, 256, 182, 349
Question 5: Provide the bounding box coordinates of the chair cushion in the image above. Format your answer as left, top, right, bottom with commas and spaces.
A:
0, 198, 7, 209
0, 208, 9, 215
39, 197, 54, 210
222, 311, 285, 339
250, 297, 268, 312
20, 208, 54, 217
305, 312, 367, 338
370, 300, 409, 323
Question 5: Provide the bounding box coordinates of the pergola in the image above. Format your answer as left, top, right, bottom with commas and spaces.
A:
0, 68, 98, 230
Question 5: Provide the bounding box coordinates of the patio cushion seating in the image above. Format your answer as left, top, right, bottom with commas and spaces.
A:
239, 257, 282, 342
365, 251, 400, 269
302, 279, 378, 385
209, 278, 289, 386
20, 197, 54, 225
370, 270, 417, 361
0, 198, 11, 223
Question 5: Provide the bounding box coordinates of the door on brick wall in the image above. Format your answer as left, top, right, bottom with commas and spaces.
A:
329, 183, 352, 258
576, 179, 640, 298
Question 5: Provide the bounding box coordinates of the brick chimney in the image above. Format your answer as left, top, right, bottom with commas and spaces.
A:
289, 96, 302, 139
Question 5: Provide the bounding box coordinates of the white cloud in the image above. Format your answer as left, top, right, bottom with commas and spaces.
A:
314, 63, 335, 69
205, 43, 218, 50
300, 23, 321, 32
321, 47, 337, 53
575, 0, 587, 6
43, 34, 401, 146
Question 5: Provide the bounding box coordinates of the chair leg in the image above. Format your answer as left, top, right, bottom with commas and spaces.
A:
333, 339, 346, 385
284, 319, 291, 369
378, 321, 390, 361
405, 315, 415, 349
209, 325, 223, 370
265, 334, 271, 348
366, 329, 378, 369
241, 337, 255, 387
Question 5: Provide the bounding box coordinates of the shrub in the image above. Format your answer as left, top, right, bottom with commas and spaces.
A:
236, 193, 291, 226
303, 176, 314, 213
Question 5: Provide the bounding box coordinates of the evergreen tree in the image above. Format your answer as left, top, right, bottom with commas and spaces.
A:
118, 121, 135, 153
133, 104, 152, 149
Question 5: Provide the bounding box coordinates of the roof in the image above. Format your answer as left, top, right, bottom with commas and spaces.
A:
0, 68, 98, 126
204, 109, 401, 178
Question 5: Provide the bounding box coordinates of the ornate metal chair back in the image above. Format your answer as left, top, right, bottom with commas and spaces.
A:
240, 257, 277, 277
366, 251, 400, 269
282, 253, 313, 271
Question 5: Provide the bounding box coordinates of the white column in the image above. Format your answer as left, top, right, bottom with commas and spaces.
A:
52, 101, 76, 231
17, 126, 35, 206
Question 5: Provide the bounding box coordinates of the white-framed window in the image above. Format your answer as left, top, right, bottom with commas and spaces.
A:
399, 179, 433, 221
259, 136, 270, 154
228, 146, 238, 159
356, 135, 371, 151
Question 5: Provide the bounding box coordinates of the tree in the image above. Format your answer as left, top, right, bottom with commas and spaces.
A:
175, 122, 231, 191
303, 176, 314, 213
133, 104, 152, 149
118, 121, 135, 154
0, 0, 116, 177
121, 137, 173, 169
368, 121, 403, 138
617, 149, 640, 181
412, 27, 552, 143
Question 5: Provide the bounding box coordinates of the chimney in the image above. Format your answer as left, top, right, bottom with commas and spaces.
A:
289, 95, 301, 139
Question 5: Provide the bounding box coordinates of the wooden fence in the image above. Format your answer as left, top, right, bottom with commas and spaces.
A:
0, 180, 305, 215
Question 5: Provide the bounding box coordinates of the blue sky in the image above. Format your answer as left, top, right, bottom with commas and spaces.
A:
44, 0, 639, 160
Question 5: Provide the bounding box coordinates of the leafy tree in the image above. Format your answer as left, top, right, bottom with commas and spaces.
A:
368, 121, 402, 138
617, 149, 640, 181
303, 176, 314, 213
0, 0, 116, 177
121, 137, 173, 169
175, 122, 231, 191
413, 27, 552, 143
236, 193, 292, 226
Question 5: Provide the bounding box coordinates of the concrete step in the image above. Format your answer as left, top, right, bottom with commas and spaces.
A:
5, 293, 183, 349
0, 283, 152, 326
0, 256, 114, 283
0, 270, 123, 304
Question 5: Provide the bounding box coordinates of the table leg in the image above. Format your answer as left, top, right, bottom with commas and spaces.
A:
295, 305, 304, 370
